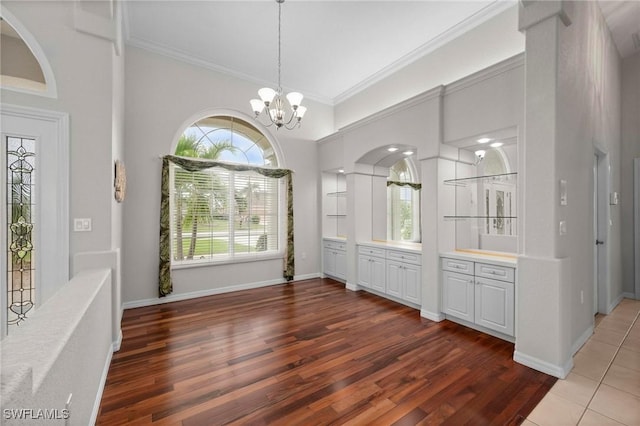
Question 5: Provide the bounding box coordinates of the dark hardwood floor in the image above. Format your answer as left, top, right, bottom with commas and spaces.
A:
97, 278, 555, 425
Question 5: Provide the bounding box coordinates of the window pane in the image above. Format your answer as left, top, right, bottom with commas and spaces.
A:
6, 136, 36, 331
171, 116, 282, 264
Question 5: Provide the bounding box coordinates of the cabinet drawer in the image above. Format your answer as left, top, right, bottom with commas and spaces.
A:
441, 258, 474, 275
324, 240, 346, 251
475, 263, 515, 283
387, 249, 421, 265
358, 245, 386, 258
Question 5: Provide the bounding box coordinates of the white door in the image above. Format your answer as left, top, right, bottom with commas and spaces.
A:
442, 271, 474, 322
323, 247, 335, 277
593, 155, 599, 314
0, 106, 69, 337
386, 260, 403, 298
403, 264, 421, 305
335, 250, 346, 280
371, 257, 386, 293
357, 255, 370, 288
474, 276, 514, 336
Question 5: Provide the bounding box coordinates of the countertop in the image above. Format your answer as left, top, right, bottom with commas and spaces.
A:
358, 240, 422, 254
441, 249, 517, 267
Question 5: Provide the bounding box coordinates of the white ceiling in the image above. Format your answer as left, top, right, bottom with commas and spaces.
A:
124, 0, 515, 104
124, 1, 640, 106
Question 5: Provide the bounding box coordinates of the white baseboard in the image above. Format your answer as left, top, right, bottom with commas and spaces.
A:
123, 275, 323, 310
420, 309, 444, 322
294, 273, 321, 281
91, 345, 114, 425
572, 324, 594, 356
112, 329, 123, 352
622, 292, 637, 301
345, 282, 359, 291
513, 350, 572, 379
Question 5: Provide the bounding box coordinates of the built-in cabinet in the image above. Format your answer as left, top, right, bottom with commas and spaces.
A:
441, 255, 515, 339
357, 243, 421, 308
323, 238, 346, 282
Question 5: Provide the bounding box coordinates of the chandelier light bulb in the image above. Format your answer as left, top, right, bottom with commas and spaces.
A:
286, 92, 304, 108
250, 99, 265, 115
258, 88, 277, 105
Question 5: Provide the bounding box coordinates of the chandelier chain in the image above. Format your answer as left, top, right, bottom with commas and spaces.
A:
278, 0, 282, 92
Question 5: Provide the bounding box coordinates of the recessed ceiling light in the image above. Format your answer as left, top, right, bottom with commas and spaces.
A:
338, 169, 344, 173
490, 142, 503, 148
403, 150, 414, 156
387, 147, 398, 152
477, 137, 491, 144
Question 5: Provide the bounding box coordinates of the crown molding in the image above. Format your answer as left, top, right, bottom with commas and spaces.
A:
125, 35, 334, 106
443, 52, 524, 96
339, 86, 444, 135
333, 0, 518, 105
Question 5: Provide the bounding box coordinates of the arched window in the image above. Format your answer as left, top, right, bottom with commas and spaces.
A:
169, 116, 283, 264
0, 12, 57, 97
387, 159, 420, 242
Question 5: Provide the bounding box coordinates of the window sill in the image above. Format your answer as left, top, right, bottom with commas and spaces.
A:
172, 252, 284, 270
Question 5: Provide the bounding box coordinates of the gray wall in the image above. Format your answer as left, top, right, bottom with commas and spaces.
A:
621, 52, 640, 296
122, 46, 331, 305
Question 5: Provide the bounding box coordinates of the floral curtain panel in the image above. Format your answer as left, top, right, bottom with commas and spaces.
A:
159, 155, 295, 297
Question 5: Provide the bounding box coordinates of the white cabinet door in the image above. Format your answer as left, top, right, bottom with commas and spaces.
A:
335, 250, 347, 280
386, 260, 403, 298
475, 276, 514, 336
442, 271, 475, 322
403, 263, 421, 305
323, 247, 336, 277
371, 257, 386, 293
357, 255, 372, 288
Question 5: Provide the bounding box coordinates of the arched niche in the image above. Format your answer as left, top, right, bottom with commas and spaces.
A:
0, 8, 57, 98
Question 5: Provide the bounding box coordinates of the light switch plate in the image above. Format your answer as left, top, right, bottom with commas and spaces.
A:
73, 218, 92, 232
559, 179, 567, 206
559, 220, 567, 235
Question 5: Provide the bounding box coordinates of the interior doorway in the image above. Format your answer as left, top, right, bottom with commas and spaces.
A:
593, 150, 609, 314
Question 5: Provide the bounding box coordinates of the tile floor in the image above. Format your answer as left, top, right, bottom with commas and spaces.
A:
525, 298, 640, 426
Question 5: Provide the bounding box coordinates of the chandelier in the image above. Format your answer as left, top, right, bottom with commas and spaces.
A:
250, 0, 306, 130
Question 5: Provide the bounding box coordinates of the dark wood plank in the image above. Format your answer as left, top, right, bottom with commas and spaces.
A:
97, 278, 555, 425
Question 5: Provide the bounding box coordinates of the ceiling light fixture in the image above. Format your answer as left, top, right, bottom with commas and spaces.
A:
403, 150, 414, 156
477, 137, 491, 144
490, 142, 503, 148
250, 0, 306, 130
387, 147, 399, 152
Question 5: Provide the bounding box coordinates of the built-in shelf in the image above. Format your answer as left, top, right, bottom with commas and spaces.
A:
444, 215, 518, 220
444, 172, 517, 186
323, 172, 347, 239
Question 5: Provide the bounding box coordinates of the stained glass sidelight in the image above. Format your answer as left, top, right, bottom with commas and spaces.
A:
6, 136, 36, 330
